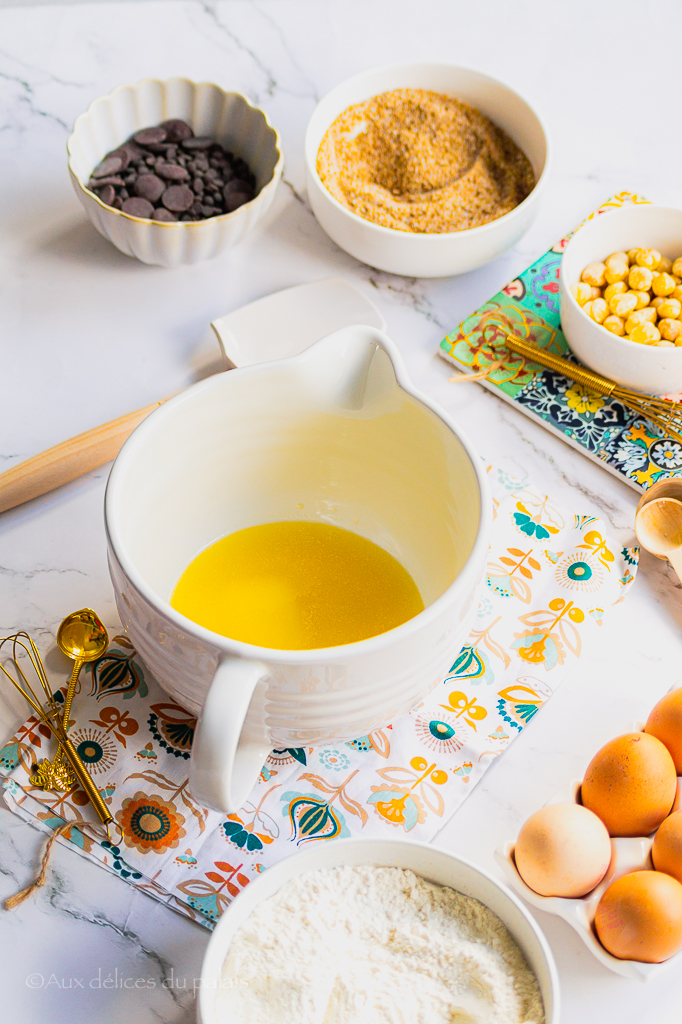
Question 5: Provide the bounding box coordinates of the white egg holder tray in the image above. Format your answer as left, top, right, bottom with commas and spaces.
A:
495, 728, 682, 981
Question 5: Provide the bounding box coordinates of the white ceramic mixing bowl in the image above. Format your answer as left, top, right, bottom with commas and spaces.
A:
105, 325, 490, 812
198, 838, 559, 1024
560, 204, 682, 395
304, 63, 549, 277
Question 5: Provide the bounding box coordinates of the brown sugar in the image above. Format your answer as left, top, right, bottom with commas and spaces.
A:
316, 89, 536, 234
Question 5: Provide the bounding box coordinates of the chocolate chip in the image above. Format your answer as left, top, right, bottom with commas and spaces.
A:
192, 177, 204, 192
121, 196, 154, 218
119, 188, 129, 200
97, 184, 116, 205
162, 185, 194, 212
91, 155, 123, 178
202, 204, 217, 217
89, 176, 124, 189
120, 141, 145, 162
156, 163, 189, 182
152, 207, 178, 221
145, 155, 156, 166
160, 119, 194, 143
135, 174, 166, 202
223, 178, 252, 195
111, 196, 122, 210
133, 126, 167, 146
181, 136, 214, 151
225, 192, 251, 212
106, 147, 130, 170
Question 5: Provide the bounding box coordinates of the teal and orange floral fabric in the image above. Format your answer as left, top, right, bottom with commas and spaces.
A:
0, 465, 637, 929
440, 192, 682, 493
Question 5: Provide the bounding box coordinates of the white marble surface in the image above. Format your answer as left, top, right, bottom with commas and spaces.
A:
2, 2, 682, 1021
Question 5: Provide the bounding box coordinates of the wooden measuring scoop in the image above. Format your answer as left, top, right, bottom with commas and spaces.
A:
635, 495, 682, 584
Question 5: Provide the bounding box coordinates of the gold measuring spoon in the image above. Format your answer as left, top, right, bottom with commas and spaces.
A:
30, 609, 108, 791
635, 497, 682, 586
2, 631, 115, 839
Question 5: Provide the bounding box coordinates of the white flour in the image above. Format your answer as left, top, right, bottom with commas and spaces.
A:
217, 865, 545, 1024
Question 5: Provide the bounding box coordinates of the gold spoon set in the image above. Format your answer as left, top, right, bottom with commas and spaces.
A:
0, 609, 112, 830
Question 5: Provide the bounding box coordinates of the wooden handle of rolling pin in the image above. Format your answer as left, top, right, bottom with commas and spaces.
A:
0, 397, 171, 514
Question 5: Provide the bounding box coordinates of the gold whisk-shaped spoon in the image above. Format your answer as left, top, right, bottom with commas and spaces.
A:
453, 310, 682, 445
0, 632, 113, 832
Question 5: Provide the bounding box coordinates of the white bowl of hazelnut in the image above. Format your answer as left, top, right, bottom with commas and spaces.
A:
560, 204, 682, 396
304, 63, 549, 278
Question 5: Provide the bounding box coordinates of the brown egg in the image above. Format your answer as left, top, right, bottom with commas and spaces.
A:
652, 811, 682, 884
515, 803, 612, 897
595, 870, 682, 962
581, 733, 676, 836
645, 689, 682, 773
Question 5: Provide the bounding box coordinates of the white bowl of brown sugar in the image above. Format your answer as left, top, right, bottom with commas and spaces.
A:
305, 64, 549, 278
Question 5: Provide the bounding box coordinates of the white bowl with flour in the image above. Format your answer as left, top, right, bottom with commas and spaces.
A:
198, 839, 558, 1024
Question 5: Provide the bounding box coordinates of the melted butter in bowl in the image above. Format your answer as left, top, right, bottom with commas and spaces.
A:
170, 521, 424, 650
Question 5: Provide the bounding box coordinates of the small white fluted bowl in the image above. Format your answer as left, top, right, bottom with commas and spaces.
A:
560, 204, 682, 395
304, 63, 549, 278
67, 78, 283, 267
198, 839, 559, 1024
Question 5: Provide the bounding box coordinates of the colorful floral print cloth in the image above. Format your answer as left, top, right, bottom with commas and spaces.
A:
439, 192, 682, 493
0, 465, 638, 929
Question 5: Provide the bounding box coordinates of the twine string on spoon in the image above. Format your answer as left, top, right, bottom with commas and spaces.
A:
4, 820, 119, 909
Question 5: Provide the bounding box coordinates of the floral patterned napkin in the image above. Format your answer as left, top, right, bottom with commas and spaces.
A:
0, 464, 638, 929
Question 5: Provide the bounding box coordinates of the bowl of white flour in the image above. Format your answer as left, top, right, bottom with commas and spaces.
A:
198, 838, 558, 1024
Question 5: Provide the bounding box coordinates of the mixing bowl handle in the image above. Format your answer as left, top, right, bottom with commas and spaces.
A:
189, 656, 271, 813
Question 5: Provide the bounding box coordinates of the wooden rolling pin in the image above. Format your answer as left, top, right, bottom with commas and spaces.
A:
0, 398, 170, 514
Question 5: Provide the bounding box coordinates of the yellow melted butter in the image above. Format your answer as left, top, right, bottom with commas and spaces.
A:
170, 521, 424, 650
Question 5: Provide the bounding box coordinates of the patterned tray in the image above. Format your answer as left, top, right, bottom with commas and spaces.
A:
439, 192, 682, 492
